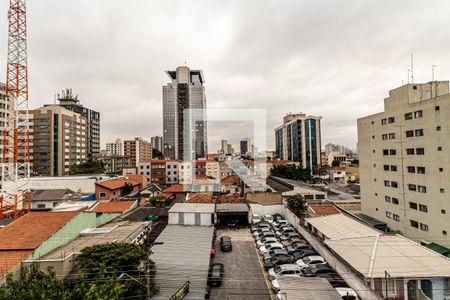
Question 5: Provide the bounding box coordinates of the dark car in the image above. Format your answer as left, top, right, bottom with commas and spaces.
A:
220, 236, 232, 252
292, 249, 317, 260
256, 231, 276, 241
302, 264, 333, 277
251, 223, 270, 232
287, 242, 310, 255
317, 274, 347, 288
271, 254, 295, 266
227, 219, 238, 227
207, 263, 224, 287
263, 249, 288, 261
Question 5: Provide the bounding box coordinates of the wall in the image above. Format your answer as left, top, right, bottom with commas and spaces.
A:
168, 212, 213, 226
3, 176, 97, 194
27, 212, 119, 260
249, 204, 284, 218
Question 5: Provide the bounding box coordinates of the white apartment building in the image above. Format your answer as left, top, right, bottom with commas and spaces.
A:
106, 138, 123, 156
205, 161, 220, 179
358, 81, 450, 248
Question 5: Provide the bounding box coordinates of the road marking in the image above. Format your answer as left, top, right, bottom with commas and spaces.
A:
252, 236, 275, 300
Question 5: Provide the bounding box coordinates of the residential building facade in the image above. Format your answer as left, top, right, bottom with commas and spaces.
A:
151, 136, 163, 153
240, 138, 250, 156
56, 89, 100, 157
124, 137, 152, 166
138, 160, 179, 185
105, 138, 123, 156
358, 81, 450, 248
275, 113, 322, 170
162, 66, 207, 160
31, 105, 88, 176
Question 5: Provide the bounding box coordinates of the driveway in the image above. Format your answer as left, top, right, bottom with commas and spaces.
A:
210, 228, 272, 300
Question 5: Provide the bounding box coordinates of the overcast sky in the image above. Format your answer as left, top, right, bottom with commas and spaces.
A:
1, 0, 449, 152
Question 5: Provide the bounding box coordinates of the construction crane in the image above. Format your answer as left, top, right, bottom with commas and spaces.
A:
0, 0, 31, 220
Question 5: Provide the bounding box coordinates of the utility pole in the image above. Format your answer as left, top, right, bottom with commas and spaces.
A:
385, 270, 391, 300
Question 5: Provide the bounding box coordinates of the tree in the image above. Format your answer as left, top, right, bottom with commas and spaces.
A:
286, 194, 307, 216
331, 160, 341, 168
152, 148, 163, 159
69, 159, 105, 175
270, 164, 312, 182
122, 183, 134, 196
351, 159, 359, 166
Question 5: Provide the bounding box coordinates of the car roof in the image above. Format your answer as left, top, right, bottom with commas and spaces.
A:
305, 255, 324, 261
211, 263, 224, 267
278, 264, 301, 270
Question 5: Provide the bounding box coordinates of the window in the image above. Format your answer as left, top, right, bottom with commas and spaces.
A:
407, 166, 416, 173
435, 105, 440, 111
391, 165, 397, 171
37, 204, 46, 209
384, 165, 390, 171
374, 178, 377, 182
373, 149, 376, 154
389, 133, 395, 139
372, 135, 375, 139
381, 118, 387, 125
410, 220, 419, 228
437, 126, 441, 131
419, 204, 428, 212
99, 192, 106, 198
391, 181, 398, 188
414, 110, 423, 118
405, 112, 413, 120
385, 196, 391, 203
386, 211, 392, 218
393, 214, 400, 222
112, 191, 116, 196
417, 167, 425, 174
384, 180, 390, 187
408, 184, 417, 191
420, 223, 429, 231
442, 209, 446, 214
409, 202, 418, 210
382, 134, 388, 140
390, 149, 396, 155
440, 188, 445, 193
443, 231, 447, 236
416, 148, 425, 155
418, 185, 427, 193
439, 168, 443, 172
415, 129, 424, 137
383, 149, 389, 156
405, 130, 414, 138
388, 117, 395, 124
392, 198, 399, 205
406, 148, 415, 155
438, 146, 442, 151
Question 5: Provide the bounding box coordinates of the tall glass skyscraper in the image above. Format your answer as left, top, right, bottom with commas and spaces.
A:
274, 113, 322, 170
163, 66, 207, 160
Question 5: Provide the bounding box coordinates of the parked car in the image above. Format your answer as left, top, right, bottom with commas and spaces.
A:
255, 231, 276, 241
296, 255, 326, 270
271, 255, 295, 267
302, 264, 333, 277
264, 214, 274, 224
271, 279, 280, 293
252, 214, 261, 224
227, 219, 239, 227
268, 264, 302, 280
276, 227, 296, 237
279, 232, 300, 242
263, 248, 289, 261
292, 249, 317, 260
207, 263, 224, 287
287, 242, 310, 254
253, 228, 271, 238
274, 219, 288, 227
272, 213, 285, 221
251, 223, 270, 233
335, 287, 359, 300
220, 236, 232, 252
259, 242, 284, 255
257, 236, 278, 247
281, 237, 304, 247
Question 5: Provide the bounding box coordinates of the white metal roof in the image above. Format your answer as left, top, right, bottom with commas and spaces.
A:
305, 214, 380, 240
326, 235, 450, 278
168, 203, 215, 213
277, 276, 342, 300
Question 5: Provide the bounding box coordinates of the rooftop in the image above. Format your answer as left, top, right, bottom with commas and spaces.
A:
326, 235, 450, 278
276, 277, 342, 300
221, 175, 240, 185
151, 225, 214, 300
95, 178, 140, 190
30, 189, 82, 202
308, 204, 340, 216
169, 203, 215, 214
90, 200, 137, 213
305, 214, 380, 240
186, 193, 214, 203
163, 184, 185, 193
216, 203, 249, 213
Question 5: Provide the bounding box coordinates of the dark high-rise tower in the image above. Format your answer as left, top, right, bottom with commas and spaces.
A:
163, 66, 207, 160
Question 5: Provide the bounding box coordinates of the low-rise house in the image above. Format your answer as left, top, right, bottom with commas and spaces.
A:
307, 203, 340, 217
168, 203, 215, 226
282, 186, 327, 201
220, 175, 240, 193
95, 177, 143, 200
30, 189, 82, 211
90, 200, 138, 214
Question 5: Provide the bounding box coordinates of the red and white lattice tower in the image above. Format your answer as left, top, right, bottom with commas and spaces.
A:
1, 0, 31, 220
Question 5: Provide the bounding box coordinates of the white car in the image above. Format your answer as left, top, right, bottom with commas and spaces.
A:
268, 264, 302, 280
252, 214, 261, 224
264, 214, 274, 224
276, 292, 286, 300
256, 236, 278, 247
335, 287, 359, 299
274, 219, 288, 227
259, 242, 283, 255
296, 255, 326, 270
271, 279, 280, 293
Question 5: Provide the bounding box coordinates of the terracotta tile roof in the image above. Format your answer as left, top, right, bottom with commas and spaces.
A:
0, 250, 31, 277
216, 193, 243, 204
95, 178, 140, 190
221, 175, 240, 185
91, 200, 136, 213
0, 212, 79, 251
163, 184, 186, 193
308, 204, 340, 216
187, 193, 214, 203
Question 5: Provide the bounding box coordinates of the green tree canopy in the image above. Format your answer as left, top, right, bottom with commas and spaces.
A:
69, 158, 105, 175
152, 148, 163, 159
270, 164, 312, 181
286, 194, 307, 216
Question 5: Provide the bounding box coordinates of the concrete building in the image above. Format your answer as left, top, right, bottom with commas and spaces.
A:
98, 154, 135, 175
56, 89, 100, 157
220, 139, 229, 154
105, 138, 123, 156
30, 189, 82, 211
138, 160, 179, 185
94, 177, 146, 200
151, 135, 163, 153
124, 137, 152, 166
162, 66, 207, 160
31, 105, 88, 176
240, 138, 250, 156
275, 113, 322, 170
168, 203, 215, 226
358, 81, 450, 248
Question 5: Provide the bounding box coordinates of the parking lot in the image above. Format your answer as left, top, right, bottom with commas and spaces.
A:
210, 228, 272, 300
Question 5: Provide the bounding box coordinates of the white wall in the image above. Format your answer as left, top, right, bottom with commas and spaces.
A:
168, 212, 213, 226
249, 204, 284, 218
4, 176, 98, 194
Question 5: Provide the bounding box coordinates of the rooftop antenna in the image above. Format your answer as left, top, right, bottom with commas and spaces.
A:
432, 64, 437, 82
410, 53, 414, 83
407, 69, 411, 84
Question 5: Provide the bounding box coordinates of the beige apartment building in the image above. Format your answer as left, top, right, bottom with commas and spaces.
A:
124, 137, 152, 166
32, 105, 88, 176
358, 81, 450, 248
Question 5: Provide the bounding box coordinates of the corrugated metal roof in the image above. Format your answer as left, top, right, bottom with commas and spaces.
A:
305, 214, 380, 240
169, 203, 215, 213
326, 235, 450, 278
151, 225, 214, 300
277, 277, 342, 300
30, 189, 82, 202
216, 203, 249, 213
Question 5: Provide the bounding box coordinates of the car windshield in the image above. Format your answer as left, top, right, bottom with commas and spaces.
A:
212, 266, 221, 276
274, 266, 282, 273
265, 216, 273, 221
303, 257, 312, 264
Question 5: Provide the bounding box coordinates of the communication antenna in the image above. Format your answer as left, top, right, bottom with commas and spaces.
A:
432, 65, 437, 82
410, 53, 414, 83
